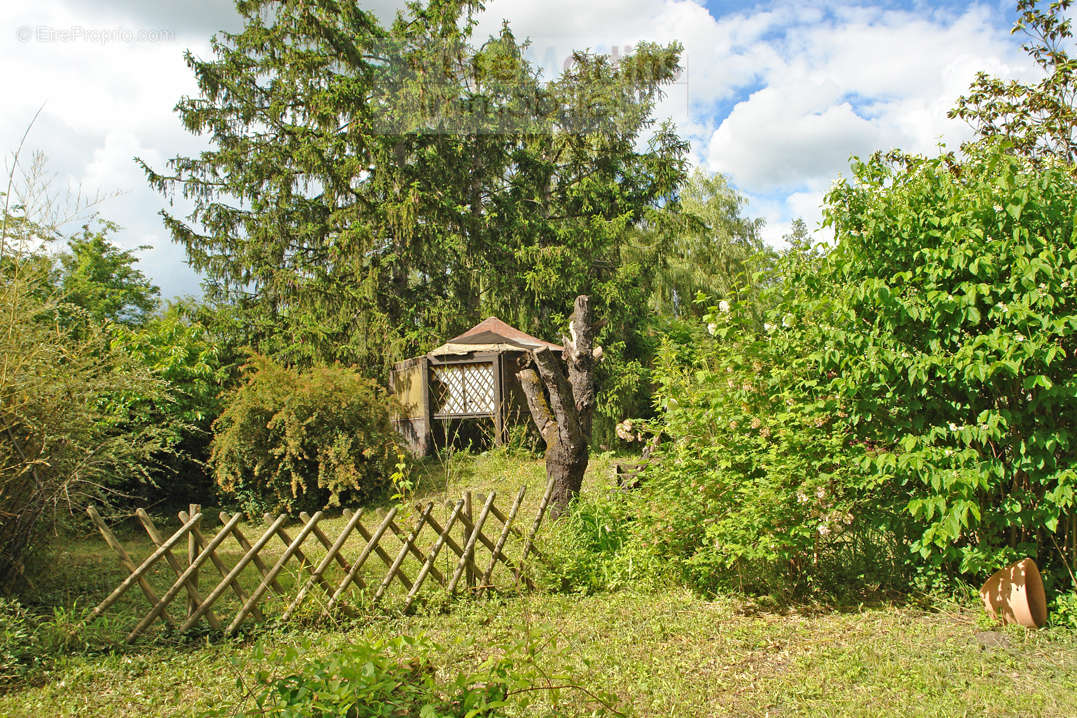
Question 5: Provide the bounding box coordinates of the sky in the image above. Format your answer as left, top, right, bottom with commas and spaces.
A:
0, 0, 1039, 298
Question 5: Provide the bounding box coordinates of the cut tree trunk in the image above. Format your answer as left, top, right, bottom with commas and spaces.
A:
516, 295, 596, 519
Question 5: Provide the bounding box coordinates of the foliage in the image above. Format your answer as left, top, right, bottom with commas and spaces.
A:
110, 299, 231, 504
0, 598, 36, 685
636, 143, 1077, 595
1051, 590, 1077, 628
210, 354, 400, 514
637, 169, 768, 320
56, 220, 159, 329
143, 0, 687, 446
950, 0, 1077, 166
821, 144, 1077, 580
541, 491, 662, 594
220, 635, 534, 718
143, 0, 685, 369
0, 251, 176, 586
635, 241, 904, 596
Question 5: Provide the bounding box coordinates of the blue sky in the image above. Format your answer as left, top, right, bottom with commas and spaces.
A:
0, 0, 1036, 297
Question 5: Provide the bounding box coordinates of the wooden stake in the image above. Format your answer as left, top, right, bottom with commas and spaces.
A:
86, 511, 202, 624
404, 500, 464, 611
464, 491, 475, 589
175, 514, 287, 634
388, 517, 438, 575
299, 511, 354, 574
179, 510, 262, 622
264, 514, 318, 574
135, 509, 222, 631
456, 504, 535, 590
128, 511, 243, 640
187, 503, 199, 618
487, 501, 549, 563
481, 487, 526, 588
282, 509, 366, 621
226, 512, 325, 635
448, 492, 496, 595
373, 503, 433, 604
346, 509, 413, 589
425, 511, 468, 569
324, 508, 398, 615
84, 507, 176, 629
516, 477, 556, 586
219, 512, 286, 597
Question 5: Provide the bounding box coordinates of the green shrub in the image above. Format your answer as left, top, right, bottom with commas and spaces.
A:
0, 257, 176, 586
541, 491, 663, 594
821, 145, 1077, 581
635, 242, 905, 596
638, 144, 1077, 596
110, 300, 230, 506
211, 354, 400, 514
1050, 590, 1077, 630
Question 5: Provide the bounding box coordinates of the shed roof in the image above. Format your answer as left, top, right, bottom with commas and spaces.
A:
429, 317, 563, 357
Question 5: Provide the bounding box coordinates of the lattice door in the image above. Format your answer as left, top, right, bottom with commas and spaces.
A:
431, 362, 495, 416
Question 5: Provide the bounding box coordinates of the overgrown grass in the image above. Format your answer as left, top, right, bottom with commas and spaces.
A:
3, 450, 1076, 716
4, 589, 1075, 716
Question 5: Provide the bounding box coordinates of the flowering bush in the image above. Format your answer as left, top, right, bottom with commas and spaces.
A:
634, 242, 903, 595
635, 144, 1077, 595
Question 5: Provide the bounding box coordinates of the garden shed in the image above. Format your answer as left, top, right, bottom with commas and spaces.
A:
389, 317, 562, 456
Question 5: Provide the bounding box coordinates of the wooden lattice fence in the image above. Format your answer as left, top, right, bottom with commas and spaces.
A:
85, 480, 555, 642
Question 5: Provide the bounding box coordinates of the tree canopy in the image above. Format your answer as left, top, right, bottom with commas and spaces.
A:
950, 0, 1077, 166
144, 0, 686, 381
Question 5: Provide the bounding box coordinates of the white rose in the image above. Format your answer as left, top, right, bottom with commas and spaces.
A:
719, 300, 730, 313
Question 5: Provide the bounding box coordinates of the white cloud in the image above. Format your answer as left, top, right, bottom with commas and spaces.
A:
698, 2, 1034, 240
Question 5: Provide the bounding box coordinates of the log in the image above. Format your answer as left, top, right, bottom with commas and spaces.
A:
179, 510, 261, 622
175, 514, 287, 634
447, 492, 496, 594
85, 511, 202, 625
226, 512, 326, 634
281, 509, 366, 621
324, 508, 398, 615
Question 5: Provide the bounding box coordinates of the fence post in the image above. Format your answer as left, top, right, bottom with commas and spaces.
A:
464, 491, 475, 589
187, 503, 200, 618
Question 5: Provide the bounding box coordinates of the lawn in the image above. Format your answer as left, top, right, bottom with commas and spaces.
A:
3, 451, 1076, 717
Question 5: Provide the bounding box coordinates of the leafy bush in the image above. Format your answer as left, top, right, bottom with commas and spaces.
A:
541, 491, 662, 594
1050, 590, 1077, 630
110, 300, 230, 505
821, 145, 1077, 580
637, 144, 1077, 596
211, 355, 400, 514
633, 241, 906, 596
0, 258, 175, 586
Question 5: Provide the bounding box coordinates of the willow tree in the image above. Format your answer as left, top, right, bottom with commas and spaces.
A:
143, 0, 686, 396
636, 169, 767, 319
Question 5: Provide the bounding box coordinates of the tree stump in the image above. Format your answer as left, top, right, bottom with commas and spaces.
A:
516, 295, 596, 518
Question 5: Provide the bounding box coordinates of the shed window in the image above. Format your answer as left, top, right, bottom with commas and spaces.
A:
431, 362, 495, 417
